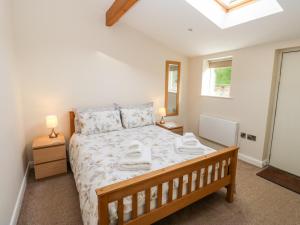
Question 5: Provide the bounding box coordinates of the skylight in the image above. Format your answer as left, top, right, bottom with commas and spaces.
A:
185, 0, 283, 29
215, 0, 255, 12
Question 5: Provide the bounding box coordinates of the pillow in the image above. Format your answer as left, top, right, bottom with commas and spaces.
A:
73, 104, 117, 133
77, 110, 122, 135
119, 102, 155, 128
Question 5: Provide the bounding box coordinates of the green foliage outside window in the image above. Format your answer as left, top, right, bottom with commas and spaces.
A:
214, 67, 232, 86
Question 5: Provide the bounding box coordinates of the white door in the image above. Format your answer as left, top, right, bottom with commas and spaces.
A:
270, 51, 300, 177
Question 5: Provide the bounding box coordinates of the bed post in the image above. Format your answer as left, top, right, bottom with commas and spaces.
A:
98, 195, 109, 225
69, 111, 75, 136
226, 148, 238, 202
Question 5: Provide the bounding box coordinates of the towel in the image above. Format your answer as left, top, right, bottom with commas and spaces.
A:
182, 132, 199, 146
118, 162, 151, 171
183, 132, 195, 138
125, 140, 143, 158
175, 137, 206, 155
119, 143, 152, 171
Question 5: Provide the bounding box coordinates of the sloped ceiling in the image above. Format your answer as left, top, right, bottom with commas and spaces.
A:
102, 0, 300, 56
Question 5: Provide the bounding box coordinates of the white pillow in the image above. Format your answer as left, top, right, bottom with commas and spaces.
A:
73, 105, 117, 133
119, 102, 155, 128
77, 110, 122, 135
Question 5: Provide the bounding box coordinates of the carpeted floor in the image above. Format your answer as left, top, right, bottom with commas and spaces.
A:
17, 161, 300, 225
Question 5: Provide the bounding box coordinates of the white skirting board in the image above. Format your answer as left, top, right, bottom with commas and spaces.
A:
238, 153, 268, 168
9, 162, 30, 225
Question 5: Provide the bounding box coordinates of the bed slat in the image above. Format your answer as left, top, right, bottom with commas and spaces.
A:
224, 159, 229, 176
211, 163, 216, 182
204, 166, 208, 186
178, 176, 183, 198
117, 198, 124, 225
168, 180, 173, 203
218, 160, 222, 180
157, 184, 162, 207
187, 173, 192, 194
195, 169, 200, 190
145, 189, 151, 213
132, 193, 138, 219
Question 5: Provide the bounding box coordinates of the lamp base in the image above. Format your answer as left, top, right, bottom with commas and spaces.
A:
160, 116, 165, 124
49, 128, 58, 139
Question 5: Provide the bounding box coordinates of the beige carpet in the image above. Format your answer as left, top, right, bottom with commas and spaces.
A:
17, 161, 300, 225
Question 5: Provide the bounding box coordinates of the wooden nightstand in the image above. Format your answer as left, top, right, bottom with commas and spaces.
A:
32, 134, 67, 179
156, 122, 184, 135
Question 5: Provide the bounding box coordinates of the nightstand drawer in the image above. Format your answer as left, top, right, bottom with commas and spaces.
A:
33, 145, 66, 164
171, 128, 183, 135
34, 159, 67, 179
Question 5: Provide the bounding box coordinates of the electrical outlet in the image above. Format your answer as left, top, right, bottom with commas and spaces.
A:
240, 132, 246, 138
247, 134, 256, 141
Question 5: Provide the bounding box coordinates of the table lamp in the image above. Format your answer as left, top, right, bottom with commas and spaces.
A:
159, 107, 166, 124
46, 115, 58, 138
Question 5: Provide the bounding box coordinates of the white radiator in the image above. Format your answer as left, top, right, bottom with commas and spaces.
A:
199, 115, 239, 146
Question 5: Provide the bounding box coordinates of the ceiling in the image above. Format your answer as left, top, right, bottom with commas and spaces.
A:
103, 0, 300, 56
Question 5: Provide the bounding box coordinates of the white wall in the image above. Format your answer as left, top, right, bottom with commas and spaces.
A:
0, 0, 27, 224
13, 0, 188, 160
187, 39, 300, 166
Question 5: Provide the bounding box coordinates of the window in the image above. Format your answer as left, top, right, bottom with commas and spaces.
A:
185, 0, 283, 29
201, 57, 232, 98
215, 0, 255, 12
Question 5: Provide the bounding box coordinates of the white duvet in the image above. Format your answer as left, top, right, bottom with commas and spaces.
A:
69, 125, 217, 225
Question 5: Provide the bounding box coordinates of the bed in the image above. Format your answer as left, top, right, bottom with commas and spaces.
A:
69, 111, 238, 225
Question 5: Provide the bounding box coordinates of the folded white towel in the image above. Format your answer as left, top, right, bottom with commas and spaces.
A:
181, 133, 199, 146
125, 140, 143, 158
119, 143, 152, 171
118, 163, 151, 171
176, 137, 204, 149
175, 137, 206, 155
183, 132, 195, 139
182, 137, 198, 146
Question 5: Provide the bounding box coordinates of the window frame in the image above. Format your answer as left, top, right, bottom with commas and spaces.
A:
214, 0, 255, 12
201, 57, 233, 99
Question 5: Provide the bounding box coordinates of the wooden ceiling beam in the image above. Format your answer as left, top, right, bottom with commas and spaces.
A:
106, 0, 138, 26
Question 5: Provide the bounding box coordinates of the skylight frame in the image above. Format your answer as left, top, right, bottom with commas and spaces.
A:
215, 0, 256, 12
185, 0, 283, 29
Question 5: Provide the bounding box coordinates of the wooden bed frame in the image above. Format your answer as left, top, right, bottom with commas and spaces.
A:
69, 111, 239, 225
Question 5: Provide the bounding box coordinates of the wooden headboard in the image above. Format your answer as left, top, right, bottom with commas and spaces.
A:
69, 111, 75, 136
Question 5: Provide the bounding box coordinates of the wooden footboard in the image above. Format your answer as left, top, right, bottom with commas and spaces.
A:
96, 146, 238, 225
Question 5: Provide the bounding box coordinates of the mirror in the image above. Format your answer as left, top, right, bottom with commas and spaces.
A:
165, 61, 181, 116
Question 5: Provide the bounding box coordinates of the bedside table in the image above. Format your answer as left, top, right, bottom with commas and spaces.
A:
32, 134, 67, 179
156, 122, 184, 135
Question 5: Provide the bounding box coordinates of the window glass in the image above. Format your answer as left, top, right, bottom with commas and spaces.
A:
201, 58, 232, 98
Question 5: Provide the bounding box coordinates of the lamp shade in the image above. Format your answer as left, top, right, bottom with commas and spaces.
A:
46, 115, 58, 129
158, 107, 166, 117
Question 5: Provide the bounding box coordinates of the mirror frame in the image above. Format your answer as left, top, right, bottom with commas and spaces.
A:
165, 60, 181, 117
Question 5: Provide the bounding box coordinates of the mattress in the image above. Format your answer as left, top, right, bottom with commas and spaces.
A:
69, 125, 218, 225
